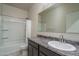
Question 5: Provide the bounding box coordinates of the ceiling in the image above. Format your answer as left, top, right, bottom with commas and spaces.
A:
6, 3, 34, 11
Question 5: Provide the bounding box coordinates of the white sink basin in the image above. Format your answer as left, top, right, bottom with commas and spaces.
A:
48, 41, 76, 51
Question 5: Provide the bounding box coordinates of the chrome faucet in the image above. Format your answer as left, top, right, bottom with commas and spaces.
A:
59, 35, 65, 43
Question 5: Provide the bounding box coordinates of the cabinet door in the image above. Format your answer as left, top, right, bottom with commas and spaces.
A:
32, 47, 38, 56
28, 45, 33, 56
28, 40, 39, 56
28, 44, 38, 56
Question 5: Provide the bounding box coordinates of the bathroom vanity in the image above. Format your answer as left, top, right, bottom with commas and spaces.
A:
28, 36, 79, 56
28, 38, 61, 56
33, 3, 79, 56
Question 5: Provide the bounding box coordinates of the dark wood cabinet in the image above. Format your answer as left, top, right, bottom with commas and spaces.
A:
28, 40, 38, 56
28, 39, 61, 56
39, 45, 61, 56
32, 47, 38, 56
39, 52, 46, 56
28, 45, 33, 56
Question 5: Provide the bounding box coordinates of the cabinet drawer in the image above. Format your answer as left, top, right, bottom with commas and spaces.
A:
28, 40, 38, 49
39, 45, 61, 56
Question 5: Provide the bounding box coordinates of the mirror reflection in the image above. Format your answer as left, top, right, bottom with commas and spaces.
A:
38, 3, 79, 33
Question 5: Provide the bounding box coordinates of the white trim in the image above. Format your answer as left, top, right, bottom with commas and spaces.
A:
6, 20, 26, 23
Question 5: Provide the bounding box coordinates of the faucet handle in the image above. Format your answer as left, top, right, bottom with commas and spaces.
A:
59, 35, 63, 39
59, 35, 65, 43
61, 35, 63, 39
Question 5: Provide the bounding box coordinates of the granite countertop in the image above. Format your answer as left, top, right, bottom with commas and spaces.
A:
28, 36, 79, 56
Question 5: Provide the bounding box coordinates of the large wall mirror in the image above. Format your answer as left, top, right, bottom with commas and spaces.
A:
38, 3, 79, 33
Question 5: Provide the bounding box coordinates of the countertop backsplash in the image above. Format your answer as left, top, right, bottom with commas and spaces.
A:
37, 32, 79, 42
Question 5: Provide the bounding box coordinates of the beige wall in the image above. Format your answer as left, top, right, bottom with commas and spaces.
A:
2, 4, 28, 19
